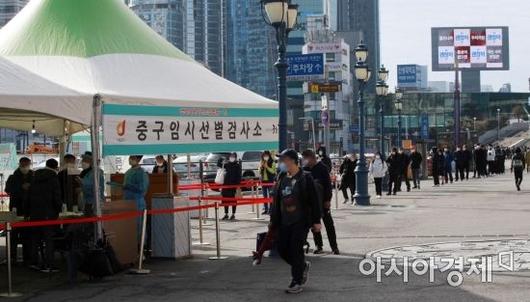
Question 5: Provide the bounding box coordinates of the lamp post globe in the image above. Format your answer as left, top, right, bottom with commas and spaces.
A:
261, 0, 297, 152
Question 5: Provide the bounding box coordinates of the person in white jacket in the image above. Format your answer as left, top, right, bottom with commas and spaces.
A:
487, 146, 496, 175
369, 152, 388, 198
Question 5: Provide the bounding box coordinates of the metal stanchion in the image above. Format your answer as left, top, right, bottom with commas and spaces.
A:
252, 184, 264, 221
192, 198, 210, 246
0, 222, 22, 298
209, 202, 227, 260
129, 210, 150, 274
334, 174, 339, 209
247, 183, 256, 214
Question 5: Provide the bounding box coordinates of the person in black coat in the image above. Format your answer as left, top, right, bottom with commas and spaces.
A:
302, 150, 339, 255
398, 149, 411, 192
28, 158, 62, 272
152, 155, 169, 174
454, 146, 465, 182
339, 154, 356, 204
431, 147, 444, 186
5, 157, 33, 264
462, 145, 472, 180
386, 148, 402, 195
317, 146, 332, 173
218, 152, 242, 220
410, 148, 423, 189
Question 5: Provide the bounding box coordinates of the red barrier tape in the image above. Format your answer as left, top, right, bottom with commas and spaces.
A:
177, 180, 275, 191
1, 197, 268, 231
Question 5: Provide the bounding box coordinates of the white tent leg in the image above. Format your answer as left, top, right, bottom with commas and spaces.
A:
91, 94, 103, 242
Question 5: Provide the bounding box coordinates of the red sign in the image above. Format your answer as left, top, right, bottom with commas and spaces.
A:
455, 46, 470, 63
471, 30, 486, 46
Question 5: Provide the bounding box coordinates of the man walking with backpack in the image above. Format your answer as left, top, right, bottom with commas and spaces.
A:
302, 149, 339, 255
271, 149, 322, 294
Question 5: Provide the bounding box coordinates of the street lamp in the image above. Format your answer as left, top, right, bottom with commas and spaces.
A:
394, 88, 403, 149
376, 65, 389, 158
473, 116, 477, 131
299, 116, 316, 151
496, 108, 501, 140
261, 0, 298, 152
353, 41, 371, 206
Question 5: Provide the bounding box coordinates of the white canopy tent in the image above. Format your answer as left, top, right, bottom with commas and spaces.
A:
0, 0, 279, 239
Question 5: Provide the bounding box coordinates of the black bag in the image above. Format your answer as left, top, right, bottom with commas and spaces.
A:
256, 232, 267, 252
79, 238, 123, 278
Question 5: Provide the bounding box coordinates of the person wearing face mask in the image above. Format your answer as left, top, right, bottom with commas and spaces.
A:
386, 148, 402, 195
302, 149, 338, 255
271, 149, 321, 294
443, 147, 454, 184
259, 151, 276, 215
5, 157, 33, 264
316, 146, 332, 173
58, 154, 80, 211
218, 152, 242, 220
80, 153, 104, 216
454, 146, 465, 182
152, 155, 169, 174
28, 158, 62, 272
123, 155, 150, 212
369, 152, 387, 197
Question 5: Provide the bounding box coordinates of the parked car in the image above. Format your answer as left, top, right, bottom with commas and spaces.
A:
139, 156, 157, 173
173, 155, 207, 179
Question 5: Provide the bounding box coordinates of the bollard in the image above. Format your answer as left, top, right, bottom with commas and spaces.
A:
209, 202, 227, 260
129, 210, 151, 274
192, 198, 210, 246
0, 222, 22, 298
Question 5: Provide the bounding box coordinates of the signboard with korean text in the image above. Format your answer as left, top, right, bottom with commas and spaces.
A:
102, 104, 278, 156
287, 54, 324, 81
309, 82, 342, 93
303, 42, 342, 54
431, 27, 509, 71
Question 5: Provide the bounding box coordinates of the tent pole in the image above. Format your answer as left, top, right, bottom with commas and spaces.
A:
91, 94, 103, 242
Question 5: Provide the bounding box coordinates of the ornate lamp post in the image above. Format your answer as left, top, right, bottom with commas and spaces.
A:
261, 0, 298, 151
353, 42, 371, 206
394, 88, 404, 148
376, 65, 389, 157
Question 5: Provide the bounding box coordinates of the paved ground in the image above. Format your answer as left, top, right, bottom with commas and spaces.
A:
1, 171, 530, 301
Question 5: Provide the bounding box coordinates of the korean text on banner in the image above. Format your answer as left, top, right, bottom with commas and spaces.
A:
102, 104, 279, 156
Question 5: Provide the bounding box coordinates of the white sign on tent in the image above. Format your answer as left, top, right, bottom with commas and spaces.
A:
102, 103, 279, 155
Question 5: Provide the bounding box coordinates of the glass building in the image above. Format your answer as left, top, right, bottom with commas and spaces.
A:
0, 0, 28, 27
225, 0, 277, 98
129, 0, 227, 76
369, 92, 530, 152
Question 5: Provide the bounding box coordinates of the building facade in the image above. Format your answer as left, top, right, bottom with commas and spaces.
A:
301, 15, 352, 153
129, 0, 227, 76
0, 0, 27, 27
225, 0, 277, 98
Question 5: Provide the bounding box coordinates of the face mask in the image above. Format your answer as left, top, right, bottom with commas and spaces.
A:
278, 162, 288, 173
19, 167, 30, 174
229, 157, 236, 163
444, 149, 448, 152
302, 159, 309, 167
66, 163, 75, 169
81, 162, 90, 170
263, 156, 270, 161
318, 151, 323, 156
375, 155, 381, 159
156, 162, 164, 167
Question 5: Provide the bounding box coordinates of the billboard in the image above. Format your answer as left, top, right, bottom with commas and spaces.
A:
397, 65, 428, 89
431, 27, 509, 71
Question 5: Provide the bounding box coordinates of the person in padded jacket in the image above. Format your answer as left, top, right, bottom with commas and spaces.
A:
218, 152, 242, 220
28, 158, 62, 272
